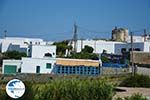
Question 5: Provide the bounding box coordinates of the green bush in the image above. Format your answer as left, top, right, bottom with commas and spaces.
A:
67, 52, 99, 60
82, 45, 94, 53
32, 79, 113, 100
120, 74, 150, 88
0, 79, 114, 100
101, 56, 109, 62
0, 90, 7, 100
116, 93, 148, 100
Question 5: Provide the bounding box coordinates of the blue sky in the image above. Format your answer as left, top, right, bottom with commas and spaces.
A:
0, 0, 150, 41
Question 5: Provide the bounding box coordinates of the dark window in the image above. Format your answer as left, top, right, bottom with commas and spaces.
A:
121, 48, 126, 53
129, 48, 132, 51
135, 48, 141, 51
46, 63, 52, 69
44, 53, 52, 57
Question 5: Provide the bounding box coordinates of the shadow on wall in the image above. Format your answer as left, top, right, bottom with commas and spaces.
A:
8, 44, 27, 53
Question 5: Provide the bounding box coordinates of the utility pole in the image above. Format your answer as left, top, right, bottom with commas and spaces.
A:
94, 39, 97, 53
81, 38, 83, 51
4, 30, 7, 38
144, 29, 147, 41
73, 23, 78, 53
131, 32, 135, 76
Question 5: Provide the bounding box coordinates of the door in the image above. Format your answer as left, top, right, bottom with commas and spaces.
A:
4, 65, 17, 74
36, 66, 40, 73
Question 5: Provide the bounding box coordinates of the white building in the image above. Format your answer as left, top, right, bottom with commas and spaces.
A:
21, 57, 56, 73
29, 45, 56, 58
2, 57, 56, 74
72, 39, 126, 54
114, 42, 144, 54
2, 41, 57, 74
72, 39, 150, 55
0, 39, 2, 52
0, 37, 54, 53
2, 60, 21, 74
127, 35, 150, 42
127, 36, 145, 42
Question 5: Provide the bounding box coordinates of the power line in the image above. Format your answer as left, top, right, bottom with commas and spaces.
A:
77, 25, 111, 34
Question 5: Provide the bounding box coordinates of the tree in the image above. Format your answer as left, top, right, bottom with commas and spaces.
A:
53, 40, 72, 57
82, 45, 94, 53
2, 50, 27, 59
67, 52, 99, 60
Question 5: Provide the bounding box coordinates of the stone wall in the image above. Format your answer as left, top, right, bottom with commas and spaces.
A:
132, 51, 150, 65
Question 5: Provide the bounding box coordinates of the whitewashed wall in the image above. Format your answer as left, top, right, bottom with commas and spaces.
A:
21, 57, 56, 73
144, 42, 150, 52
72, 40, 149, 55
74, 40, 125, 54
1, 37, 45, 53
30, 45, 56, 58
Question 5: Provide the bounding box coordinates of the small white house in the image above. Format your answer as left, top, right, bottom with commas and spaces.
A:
2, 60, 21, 74
2, 58, 56, 74
21, 57, 56, 74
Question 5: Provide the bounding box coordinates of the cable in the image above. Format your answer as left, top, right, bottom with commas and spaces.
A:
77, 25, 111, 34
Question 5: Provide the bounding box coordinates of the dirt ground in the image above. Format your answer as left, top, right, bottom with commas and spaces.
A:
113, 87, 150, 100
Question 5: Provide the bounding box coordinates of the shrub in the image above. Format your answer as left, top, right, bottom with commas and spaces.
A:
0, 88, 10, 100
32, 79, 113, 100
120, 74, 150, 88
67, 52, 99, 60
0, 79, 114, 100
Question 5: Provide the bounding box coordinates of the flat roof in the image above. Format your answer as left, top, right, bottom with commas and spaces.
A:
56, 58, 100, 67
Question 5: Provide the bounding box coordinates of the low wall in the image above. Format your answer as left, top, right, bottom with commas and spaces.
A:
132, 51, 150, 65
0, 73, 54, 82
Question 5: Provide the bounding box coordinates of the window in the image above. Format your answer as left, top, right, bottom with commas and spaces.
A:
121, 48, 126, 53
46, 63, 52, 69
44, 53, 52, 57
135, 48, 141, 51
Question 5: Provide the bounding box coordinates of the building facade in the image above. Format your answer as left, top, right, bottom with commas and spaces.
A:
71, 39, 126, 54
54, 58, 101, 76
28, 45, 56, 58
71, 39, 150, 55
21, 57, 56, 74
0, 37, 54, 53
2, 44, 57, 74
2, 60, 21, 74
